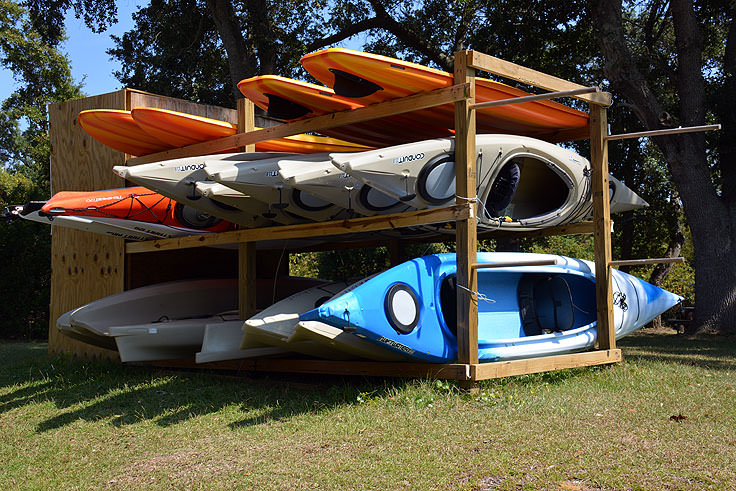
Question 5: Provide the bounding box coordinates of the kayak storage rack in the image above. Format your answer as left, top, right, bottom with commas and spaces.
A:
48, 50, 628, 387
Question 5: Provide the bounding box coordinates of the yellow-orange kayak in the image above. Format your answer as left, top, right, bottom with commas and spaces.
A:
301, 48, 590, 140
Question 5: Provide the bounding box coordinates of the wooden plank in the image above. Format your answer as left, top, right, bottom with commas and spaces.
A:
142, 358, 470, 379
604, 124, 721, 141
454, 50, 479, 366
126, 204, 471, 254
48, 91, 128, 360
237, 98, 255, 152
610, 257, 685, 267
238, 242, 257, 320
468, 51, 612, 106
590, 104, 616, 350
127, 89, 238, 124
479, 220, 595, 239
470, 87, 601, 110
471, 349, 622, 380
125, 84, 470, 165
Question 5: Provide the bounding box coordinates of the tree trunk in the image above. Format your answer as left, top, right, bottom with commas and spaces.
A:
205, 0, 254, 100
591, 0, 736, 334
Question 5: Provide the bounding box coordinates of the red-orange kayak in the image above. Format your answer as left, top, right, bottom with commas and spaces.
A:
41, 186, 235, 233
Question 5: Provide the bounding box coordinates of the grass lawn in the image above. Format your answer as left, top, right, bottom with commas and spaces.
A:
1, 329, 735, 490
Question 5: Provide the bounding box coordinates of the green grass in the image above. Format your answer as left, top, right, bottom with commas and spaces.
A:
2, 330, 735, 490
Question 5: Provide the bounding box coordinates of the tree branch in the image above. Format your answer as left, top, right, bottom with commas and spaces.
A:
305, 17, 385, 53
205, 0, 253, 99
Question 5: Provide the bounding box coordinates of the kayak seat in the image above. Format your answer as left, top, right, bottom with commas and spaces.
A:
486, 160, 521, 217
518, 274, 575, 336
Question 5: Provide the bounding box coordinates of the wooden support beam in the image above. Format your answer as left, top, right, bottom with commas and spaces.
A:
471, 259, 558, 270
479, 220, 595, 240
454, 50, 479, 366
126, 204, 471, 254
238, 242, 257, 320
470, 87, 601, 110
467, 51, 612, 106
237, 98, 255, 152
471, 349, 622, 380
126, 84, 470, 165
604, 124, 721, 141
590, 105, 615, 350
610, 257, 685, 267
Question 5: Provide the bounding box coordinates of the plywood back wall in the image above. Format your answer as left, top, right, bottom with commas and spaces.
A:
47, 90, 128, 359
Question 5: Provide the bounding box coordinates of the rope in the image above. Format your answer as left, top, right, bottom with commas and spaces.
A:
457, 283, 496, 304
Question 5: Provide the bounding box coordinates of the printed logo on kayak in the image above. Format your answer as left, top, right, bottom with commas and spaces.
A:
174, 163, 206, 172
376, 336, 415, 354
85, 196, 125, 203
265, 170, 279, 177
392, 153, 425, 164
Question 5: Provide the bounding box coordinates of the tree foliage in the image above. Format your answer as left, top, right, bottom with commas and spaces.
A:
0, 0, 83, 338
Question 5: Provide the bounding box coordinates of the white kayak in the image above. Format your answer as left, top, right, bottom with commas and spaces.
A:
329, 135, 648, 231
205, 153, 350, 221
277, 158, 411, 216
242, 281, 357, 359
113, 152, 288, 227
195, 320, 288, 364
194, 181, 305, 225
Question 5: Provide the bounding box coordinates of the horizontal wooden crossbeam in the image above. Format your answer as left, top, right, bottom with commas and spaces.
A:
126, 84, 470, 165
470, 87, 601, 111
125, 203, 471, 254
467, 51, 613, 106
610, 257, 685, 267
604, 124, 721, 141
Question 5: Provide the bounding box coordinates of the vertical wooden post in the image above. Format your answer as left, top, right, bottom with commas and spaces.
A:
237, 97, 257, 319
589, 105, 616, 349
454, 51, 479, 368
239, 242, 257, 319
238, 98, 256, 152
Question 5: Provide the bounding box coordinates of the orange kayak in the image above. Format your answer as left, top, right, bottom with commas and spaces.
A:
237, 75, 454, 146
77, 110, 173, 156
301, 48, 590, 139
41, 186, 235, 233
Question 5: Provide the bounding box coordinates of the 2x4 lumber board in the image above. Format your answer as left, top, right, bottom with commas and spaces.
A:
479, 220, 595, 240
471, 349, 622, 380
604, 124, 721, 141
237, 98, 255, 152
590, 105, 616, 350
610, 257, 686, 267
126, 204, 471, 254
467, 51, 612, 107
144, 358, 470, 380
470, 87, 601, 110
126, 84, 471, 165
454, 50, 479, 366
472, 259, 558, 270
238, 242, 257, 320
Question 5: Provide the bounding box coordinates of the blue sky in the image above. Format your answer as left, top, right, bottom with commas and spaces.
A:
1, 1, 141, 101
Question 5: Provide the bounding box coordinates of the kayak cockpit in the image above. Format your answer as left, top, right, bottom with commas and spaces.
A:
481, 154, 573, 223
438, 271, 597, 341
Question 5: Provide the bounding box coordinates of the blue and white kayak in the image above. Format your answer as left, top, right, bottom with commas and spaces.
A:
300, 252, 683, 363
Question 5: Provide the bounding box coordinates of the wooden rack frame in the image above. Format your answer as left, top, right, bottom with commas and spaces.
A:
49, 51, 626, 384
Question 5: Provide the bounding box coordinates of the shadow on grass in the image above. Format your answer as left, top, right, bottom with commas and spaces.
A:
0, 342, 404, 433
618, 329, 736, 371
2, 330, 733, 433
